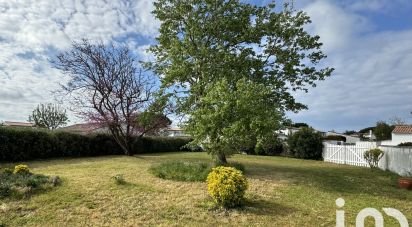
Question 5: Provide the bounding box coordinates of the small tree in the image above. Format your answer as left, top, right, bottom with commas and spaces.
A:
287, 127, 323, 160
374, 121, 393, 141
363, 148, 384, 169
53, 39, 171, 155
28, 103, 68, 130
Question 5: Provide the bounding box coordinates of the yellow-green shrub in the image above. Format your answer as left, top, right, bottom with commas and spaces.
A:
206, 166, 248, 208
13, 164, 31, 175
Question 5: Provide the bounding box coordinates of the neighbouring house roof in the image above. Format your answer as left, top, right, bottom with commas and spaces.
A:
3, 121, 34, 127
165, 127, 185, 131
58, 123, 106, 135
392, 125, 412, 134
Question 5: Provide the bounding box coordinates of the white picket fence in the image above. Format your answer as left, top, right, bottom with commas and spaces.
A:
323, 143, 376, 167
323, 143, 412, 176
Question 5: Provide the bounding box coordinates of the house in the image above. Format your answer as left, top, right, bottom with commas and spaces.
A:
1, 121, 34, 128
390, 125, 412, 145
276, 127, 326, 140
58, 123, 109, 135
277, 127, 300, 140
164, 127, 189, 137
325, 131, 361, 144
379, 125, 412, 146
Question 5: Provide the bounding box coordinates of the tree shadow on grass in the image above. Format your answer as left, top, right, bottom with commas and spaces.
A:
243, 161, 410, 201
240, 196, 297, 217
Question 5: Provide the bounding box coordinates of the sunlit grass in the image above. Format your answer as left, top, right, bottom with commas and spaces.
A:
0, 152, 411, 226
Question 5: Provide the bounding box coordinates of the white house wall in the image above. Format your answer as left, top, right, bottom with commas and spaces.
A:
391, 133, 412, 145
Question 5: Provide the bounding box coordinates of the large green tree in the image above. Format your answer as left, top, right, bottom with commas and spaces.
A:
148, 0, 333, 163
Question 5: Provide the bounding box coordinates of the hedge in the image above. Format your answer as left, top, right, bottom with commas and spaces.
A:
0, 127, 193, 162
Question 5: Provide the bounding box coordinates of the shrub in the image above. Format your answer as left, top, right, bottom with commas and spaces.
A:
287, 127, 324, 160
206, 166, 248, 208
0, 168, 59, 199
254, 138, 284, 156
14, 164, 31, 175
0, 127, 192, 161
112, 174, 126, 185
323, 135, 346, 142
150, 161, 212, 182
364, 148, 384, 169
398, 142, 412, 147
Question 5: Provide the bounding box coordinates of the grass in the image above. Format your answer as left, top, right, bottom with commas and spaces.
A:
149, 160, 245, 182
0, 152, 411, 226
150, 161, 212, 182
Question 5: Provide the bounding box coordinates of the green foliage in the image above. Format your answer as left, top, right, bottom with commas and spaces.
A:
28, 103, 69, 130
150, 161, 212, 182
112, 174, 126, 185
287, 127, 324, 160
323, 135, 346, 142
254, 138, 285, 156
206, 166, 248, 208
13, 164, 31, 175
149, 0, 333, 163
363, 148, 384, 169
358, 127, 375, 134
343, 130, 357, 135
0, 127, 192, 161
398, 142, 412, 147
186, 78, 285, 162
292, 123, 309, 128
373, 121, 393, 141
0, 166, 60, 199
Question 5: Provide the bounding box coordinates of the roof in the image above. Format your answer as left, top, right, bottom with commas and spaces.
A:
58, 123, 105, 134
392, 125, 412, 134
166, 127, 184, 131
3, 121, 34, 127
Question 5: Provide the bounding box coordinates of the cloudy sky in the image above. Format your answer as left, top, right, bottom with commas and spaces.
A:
0, 0, 411, 132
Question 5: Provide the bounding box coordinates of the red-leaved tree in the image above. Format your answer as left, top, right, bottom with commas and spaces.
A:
53, 39, 171, 155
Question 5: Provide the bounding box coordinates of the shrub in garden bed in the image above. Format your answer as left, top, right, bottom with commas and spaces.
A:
207, 166, 248, 208
0, 165, 61, 199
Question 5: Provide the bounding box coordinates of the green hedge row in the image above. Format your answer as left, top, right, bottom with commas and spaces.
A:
0, 127, 193, 162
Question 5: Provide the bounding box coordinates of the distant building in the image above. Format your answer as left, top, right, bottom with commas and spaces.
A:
58, 123, 108, 135
164, 127, 189, 137
2, 121, 34, 128
277, 127, 326, 140
325, 131, 361, 144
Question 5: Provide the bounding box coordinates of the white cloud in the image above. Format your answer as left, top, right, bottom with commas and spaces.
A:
0, 0, 157, 122
290, 1, 412, 132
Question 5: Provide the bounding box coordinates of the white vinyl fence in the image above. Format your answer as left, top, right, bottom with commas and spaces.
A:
323, 143, 412, 176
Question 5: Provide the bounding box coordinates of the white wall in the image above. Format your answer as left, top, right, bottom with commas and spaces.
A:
379, 146, 412, 176
391, 133, 412, 145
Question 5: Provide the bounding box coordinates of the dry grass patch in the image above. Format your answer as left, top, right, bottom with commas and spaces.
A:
0, 152, 411, 226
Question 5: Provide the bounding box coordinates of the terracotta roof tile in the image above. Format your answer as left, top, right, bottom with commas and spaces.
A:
392, 125, 412, 134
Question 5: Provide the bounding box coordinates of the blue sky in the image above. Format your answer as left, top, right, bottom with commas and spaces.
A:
0, 0, 411, 132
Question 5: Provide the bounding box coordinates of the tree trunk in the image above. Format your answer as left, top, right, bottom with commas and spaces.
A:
216, 152, 228, 164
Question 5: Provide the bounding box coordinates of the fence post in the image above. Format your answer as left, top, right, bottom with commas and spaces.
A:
343, 145, 346, 165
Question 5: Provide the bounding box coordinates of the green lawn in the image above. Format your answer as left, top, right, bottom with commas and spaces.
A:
1, 152, 411, 226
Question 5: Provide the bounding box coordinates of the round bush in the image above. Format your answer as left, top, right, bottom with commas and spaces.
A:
287, 127, 323, 160
14, 164, 31, 175
206, 166, 248, 208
